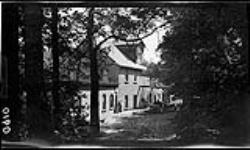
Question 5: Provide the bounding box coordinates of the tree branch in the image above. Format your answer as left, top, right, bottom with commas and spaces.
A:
75, 19, 169, 52
93, 11, 108, 18
95, 21, 170, 49
75, 38, 88, 51
95, 35, 116, 50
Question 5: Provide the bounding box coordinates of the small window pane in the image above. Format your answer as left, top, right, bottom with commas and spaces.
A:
109, 94, 114, 109
125, 74, 129, 82
125, 95, 128, 107
103, 94, 106, 110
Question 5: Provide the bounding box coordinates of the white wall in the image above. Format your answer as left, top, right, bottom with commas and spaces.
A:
78, 88, 117, 121
138, 76, 150, 86
118, 73, 150, 86
118, 74, 139, 111
151, 88, 164, 102
117, 73, 151, 111
74, 72, 153, 121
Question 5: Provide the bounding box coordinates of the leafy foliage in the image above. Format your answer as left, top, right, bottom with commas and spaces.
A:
157, 4, 248, 143
54, 82, 90, 142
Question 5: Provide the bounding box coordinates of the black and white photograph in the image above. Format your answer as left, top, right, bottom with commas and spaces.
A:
1, 1, 250, 148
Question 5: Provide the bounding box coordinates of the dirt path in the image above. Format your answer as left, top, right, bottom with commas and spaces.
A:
98, 108, 178, 141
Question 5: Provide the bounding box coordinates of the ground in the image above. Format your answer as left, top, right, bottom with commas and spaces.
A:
76, 107, 181, 147
3, 106, 248, 148
2, 106, 181, 148
99, 107, 178, 141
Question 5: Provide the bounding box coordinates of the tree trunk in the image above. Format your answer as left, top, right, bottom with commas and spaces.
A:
88, 7, 100, 135
245, 3, 250, 144
24, 4, 50, 138
51, 6, 61, 131
1, 3, 21, 141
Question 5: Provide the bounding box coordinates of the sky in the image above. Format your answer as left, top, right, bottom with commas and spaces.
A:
143, 28, 166, 64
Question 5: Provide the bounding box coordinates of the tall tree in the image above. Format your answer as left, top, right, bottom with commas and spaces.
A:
158, 4, 248, 143
87, 7, 100, 135
24, 4, 51, 138
51, 6, 61, 131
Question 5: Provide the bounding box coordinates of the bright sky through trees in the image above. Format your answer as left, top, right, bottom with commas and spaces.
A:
58, 7, 168, 64
143, 28, 166, 64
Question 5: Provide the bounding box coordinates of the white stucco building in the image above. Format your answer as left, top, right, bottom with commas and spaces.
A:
69, 40, 164, 121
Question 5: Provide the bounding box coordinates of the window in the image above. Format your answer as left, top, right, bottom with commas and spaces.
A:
133, 75, 137, 84
125, 95, 129, 108
125, 74, 129, 84
109, 94, 114, 109
115, 93, 118, 106
149, 93, 152, 103
102, 94, 106, 110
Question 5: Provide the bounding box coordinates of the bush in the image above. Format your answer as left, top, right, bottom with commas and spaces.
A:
55, 82, 90, 142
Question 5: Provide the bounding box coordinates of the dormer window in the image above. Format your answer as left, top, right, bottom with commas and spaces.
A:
102, 94, 107, 112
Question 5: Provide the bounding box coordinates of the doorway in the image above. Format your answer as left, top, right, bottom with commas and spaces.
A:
133, 95, 137, 108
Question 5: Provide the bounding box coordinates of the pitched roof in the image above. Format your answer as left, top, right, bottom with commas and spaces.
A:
113, 40, 145, 63
107, 45, 147, 71
116, 45, 139, 63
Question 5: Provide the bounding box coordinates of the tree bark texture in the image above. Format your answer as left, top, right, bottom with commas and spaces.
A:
51, 6, 61, 131
88, 7, 100, 135
24, 4, 51, 137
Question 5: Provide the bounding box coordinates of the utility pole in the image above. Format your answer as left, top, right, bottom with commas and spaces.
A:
88, 7, 100, 135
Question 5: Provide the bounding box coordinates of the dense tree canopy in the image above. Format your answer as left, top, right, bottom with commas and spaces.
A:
157, 4, 248, 143
41, 7, 173, 81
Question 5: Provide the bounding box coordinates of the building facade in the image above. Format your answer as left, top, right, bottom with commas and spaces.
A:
68, 40, 164, 121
